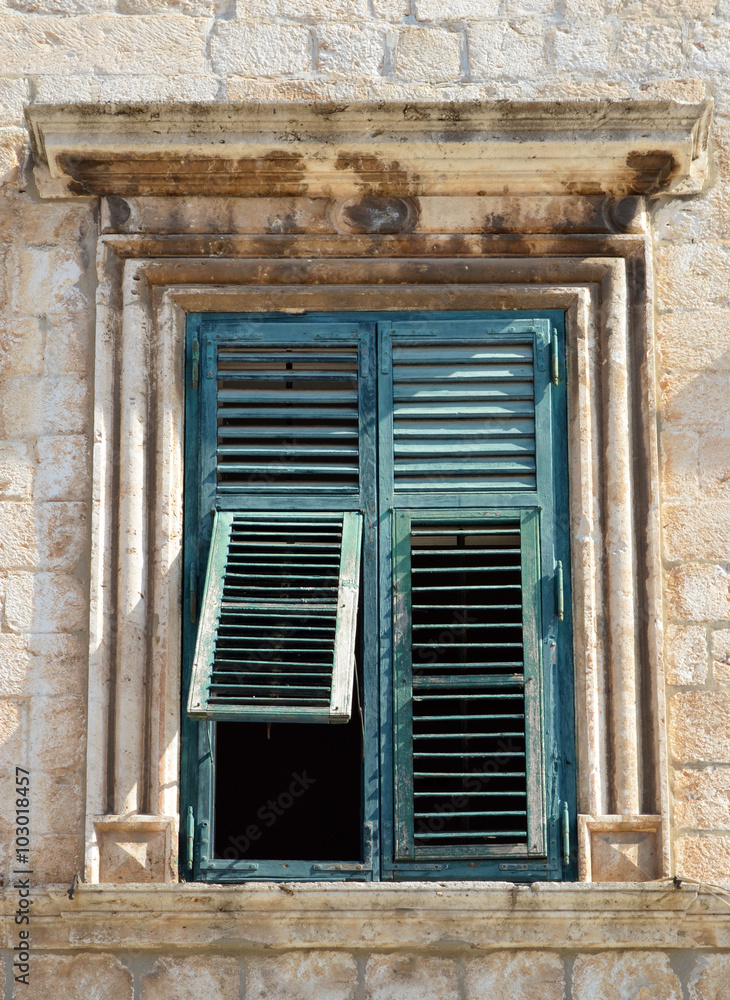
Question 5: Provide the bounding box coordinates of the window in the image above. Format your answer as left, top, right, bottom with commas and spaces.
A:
181, 311, 575, 882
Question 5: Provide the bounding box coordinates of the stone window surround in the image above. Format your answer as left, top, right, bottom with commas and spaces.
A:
85, 222, 667, 885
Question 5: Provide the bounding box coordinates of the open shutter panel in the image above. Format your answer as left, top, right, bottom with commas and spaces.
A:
188, 511, 363, 724
393, 511, 545, 861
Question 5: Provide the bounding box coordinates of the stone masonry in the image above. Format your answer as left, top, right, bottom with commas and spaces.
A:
1, 0, 730, 996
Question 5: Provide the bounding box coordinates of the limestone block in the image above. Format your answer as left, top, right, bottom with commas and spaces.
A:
0, 15, 210, 75
669, 692, 730, 762
395, 26, 462, 82
0, 502, 37, 569
563, 0, 619, 14
689, 954, 730, 1000
666, 564, 730, 623
280, 0, 369, 15
141, 955, 240, 1000
0, 316, 44, 376
469, 20, 545, 80
713, 118, 730, 178
654, 180, 730, 242
0, 698, 26, 772
248, 952, 357, 1000
699, 432, 730, 500
659, 428, 700, 501
0, 374, 90, 437
635, 0, 715, 14
10, 0, 114, 10
4, 571, 87, 633
665, 624, 708, 685
44, 315, 92, 377
29, 695, 85, 771
463, 951, 565, 1000
660, 370, 730, 433
33, 770, 83, 834
415, 0, 499, 20
365, 955, 459, 1000
14, 246, 86, 318
553, 24, 612, 74
656, 244, 730, 311
0, 441, 34, 501
0, 127, 27, 187
26, 633, 87, 697
19, 199, 93, 247
0, 633, 30, 695
211, 22, 311, 76
662, 502, 730, 561
0, 79, 29, 130
638, 79, 708, 103
656, 309, 730, 373
691, 23, 730, 75
35, 436, 89, 502
572, 952, 681, 1000
675, 834, 730, 886
36, 502, 87, 571
616, 21, 683, 75
674, 767, 730, 829
317, 24, 386, 77
30, 954, 133, 1000
29, 832, 81, 882
95, 74, 221, 103
117, 0, 228, 14
372, 0, 408, 17
502, 0, 554, 12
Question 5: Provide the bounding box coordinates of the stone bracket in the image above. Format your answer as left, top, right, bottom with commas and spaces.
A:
91, 816, 178, 884
578, 815, 663, 883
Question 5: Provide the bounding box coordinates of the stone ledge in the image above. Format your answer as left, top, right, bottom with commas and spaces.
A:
26, 100, 713, 199
5, 883, 729, 951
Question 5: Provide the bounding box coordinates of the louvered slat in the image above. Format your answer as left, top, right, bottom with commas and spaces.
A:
391, 340, 536, 492
216, 343, 360, 492
188, 512, 362, 723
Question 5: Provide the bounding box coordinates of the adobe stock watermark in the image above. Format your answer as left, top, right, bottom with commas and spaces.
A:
13, 766, 32, 987
222, 771, 316, 859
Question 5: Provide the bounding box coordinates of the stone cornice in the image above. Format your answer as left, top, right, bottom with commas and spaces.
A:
25, 100, 713, 199
7, 883, 730, 951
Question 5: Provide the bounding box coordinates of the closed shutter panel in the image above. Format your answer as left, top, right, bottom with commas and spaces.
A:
188, 510, 363, 723
392, 510, 545, 861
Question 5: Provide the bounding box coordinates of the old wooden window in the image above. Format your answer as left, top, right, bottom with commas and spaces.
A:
182, 312, 574, 882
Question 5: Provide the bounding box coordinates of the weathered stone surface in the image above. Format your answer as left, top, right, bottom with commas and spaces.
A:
0, 502, 37, 569
0, 316, 44, 376
0, 440, 34, 500
3, 571, 87, 633
35, 436, 89, 502
248, 952, 357, 1000
317, 24, 386, 77
30, 954, 133, 1000
211, 21, 311, 77
713, 628, 730, 685
0, 698, 25, 772
656, 244, 730, 311
691, 22, 730, 74
553, 23, 612, 73
34, 769, 83, 834
674, 766, 730, 829
117, 0, 229, 14
463, 951, 565, 1000
0, 78, 29, 129
662, 501, 730, 561
616, 21, 683, 75
26, 632, 87, 697
0, 15, 210, 75
36, 502, 87, 571
656, 309, 730, 373
30, 695, 85, 771
660, 369, 730, 432
469, 20, 545, 79
0, 375, 90, 437
141, 955, 240, 1000
365, 955, 459, 1000
0, 633, 29, 695
659, 428, 701, 501
395, 26, 462, 82
655, 179, 730, 241
675, 834, 730, 886
670, 692, 730, 762
666, 564, 730, 623
665, 624, 708, 686
372, 0, 408, 17
280, 0, 369, 15
34, 72, 220, 103
572, 951, 682, 1000
699, 432, 730, 499
415, 0, 499, 19
689, 953, 730, 1000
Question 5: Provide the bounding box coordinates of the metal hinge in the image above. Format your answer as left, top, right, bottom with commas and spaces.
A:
556, 560, 564, 622
551, 330, 560, 386
561, 801, 570, 868
186, 805, 194, 871
191, 338, 200, 390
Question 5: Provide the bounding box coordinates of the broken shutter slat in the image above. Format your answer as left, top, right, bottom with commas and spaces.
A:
188, 511, 363, 724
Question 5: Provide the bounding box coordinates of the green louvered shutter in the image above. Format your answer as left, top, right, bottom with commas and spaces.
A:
188, 510, 363, 723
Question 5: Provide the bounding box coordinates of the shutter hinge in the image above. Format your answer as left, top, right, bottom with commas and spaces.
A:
190, 567, 198, 623
556, 560, 564, 621
186, 805, 195, 871
191, 337, 200, 390
551, 330, 560, 386
561, 801, 570, 868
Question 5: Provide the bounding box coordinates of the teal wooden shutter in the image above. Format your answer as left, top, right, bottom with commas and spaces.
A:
188, 510, 363, 723
392, 509, 545, 860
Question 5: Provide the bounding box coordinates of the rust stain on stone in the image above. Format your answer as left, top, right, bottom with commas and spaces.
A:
625, 150, 678, 195
334, 153, 414, 196
57, 151, 308, 197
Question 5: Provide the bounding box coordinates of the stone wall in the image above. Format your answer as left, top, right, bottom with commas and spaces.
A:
1, 0, 730, 995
